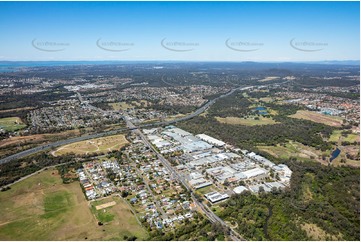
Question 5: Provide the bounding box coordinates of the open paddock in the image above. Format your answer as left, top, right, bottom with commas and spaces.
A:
0, 169, 148, 240
216, 116, 278, 126
53, 134, 128, 156
289, 110, 344, 127
0, 117, 27, 132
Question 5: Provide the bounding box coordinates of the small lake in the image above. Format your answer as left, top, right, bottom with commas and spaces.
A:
254, 106, 268, 115
330, 148, 341, 162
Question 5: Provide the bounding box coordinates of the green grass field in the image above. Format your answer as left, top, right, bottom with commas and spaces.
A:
196, 185, 218, 195
329, 130, 359, 144
329, 130, 343, 143
41, 190, 72, 219
0, 169, 148, 240
0, 117, 27, 132
344, 133, 359, 143
53, 134, 129, 156
216, 116, 278, 126
91, 199, 115, 223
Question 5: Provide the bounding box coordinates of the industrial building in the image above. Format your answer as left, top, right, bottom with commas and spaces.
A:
196, 134, 226, 147
233, 185, 249, 194
239, 167, 268, 179
189, 178, 213, 189
246, 152, 275, 167
204, 191, 229, 203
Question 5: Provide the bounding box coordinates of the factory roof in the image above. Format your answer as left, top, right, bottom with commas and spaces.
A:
196, 134, 225, 146
233, 186, 249, 194
204, 192, 229, 203
240, 167, 267, 179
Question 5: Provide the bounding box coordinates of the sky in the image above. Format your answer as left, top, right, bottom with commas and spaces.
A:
0, 1, 359, 62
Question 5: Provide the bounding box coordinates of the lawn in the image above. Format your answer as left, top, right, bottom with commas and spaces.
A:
216, 116, 278, 126
91, 199, 116, 223
196, 185, 218, 195
90, 196, 148, 240
41, 190, 72, 219
289, 110, 344, 127
329, 130, 343, 143
0, 169, 148, 240
53, 134, 129, 156
0, 117, 27, 132
344, 133, 359, 143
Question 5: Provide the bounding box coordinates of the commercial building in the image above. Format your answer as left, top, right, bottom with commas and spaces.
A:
204, 191, 229, 203
233, 186, 249, 194
196, 134, 226, 147
241, 167, 267, 179
189, 178, 213, 189
246, 152, 275, 167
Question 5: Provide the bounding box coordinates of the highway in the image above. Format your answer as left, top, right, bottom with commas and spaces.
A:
0, 79, 292, 165
0, 129, 126, 164
0, 85, 254, 165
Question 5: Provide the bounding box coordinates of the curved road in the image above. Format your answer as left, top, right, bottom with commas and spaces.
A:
0, 85, 253, 165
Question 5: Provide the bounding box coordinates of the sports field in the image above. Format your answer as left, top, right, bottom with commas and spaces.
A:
216, 116, 278, 126
53, 134, 128, 156
0, 117, 27, 132
0, 169, 148, 240
289, 110, 343, 127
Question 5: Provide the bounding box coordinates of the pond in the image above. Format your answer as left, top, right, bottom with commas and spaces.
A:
254, 106, 268, 115
330, 148, 341, 162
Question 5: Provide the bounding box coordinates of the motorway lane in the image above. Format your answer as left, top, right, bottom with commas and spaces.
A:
0, 84, 263, 166
0, 129, 126, 164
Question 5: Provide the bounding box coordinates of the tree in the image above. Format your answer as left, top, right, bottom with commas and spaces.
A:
121, 190, 129, 198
